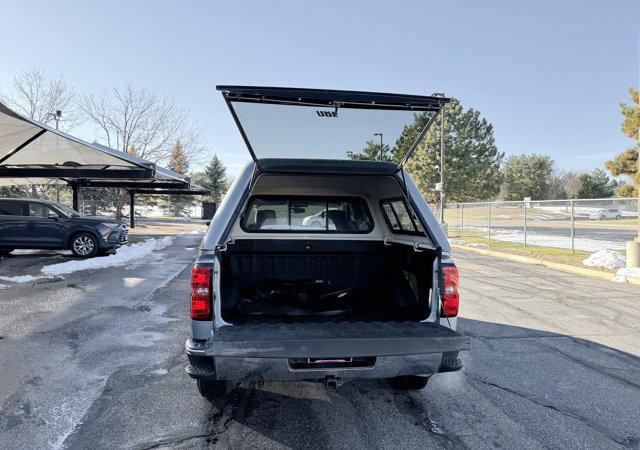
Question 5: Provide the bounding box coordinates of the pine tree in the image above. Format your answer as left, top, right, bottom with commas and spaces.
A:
576, 169, 614, 199
392, 99, 503, 203
167, 140, 189, 175
163, 140, 194, 217
198, 155, 228, 204
606, 87, 639, 197
500, 154, 555, 200
347, 140, 393, 162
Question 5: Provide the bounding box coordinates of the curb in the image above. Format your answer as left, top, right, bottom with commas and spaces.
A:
451, 244, 640, 285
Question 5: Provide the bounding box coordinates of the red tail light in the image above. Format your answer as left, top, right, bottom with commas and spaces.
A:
442, 265, 460, 317
191, 266, 213, 320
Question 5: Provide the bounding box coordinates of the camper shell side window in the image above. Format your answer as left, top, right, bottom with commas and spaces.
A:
379, 198, 426, 236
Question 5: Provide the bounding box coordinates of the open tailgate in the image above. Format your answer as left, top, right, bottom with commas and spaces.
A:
206, 321, 469, 359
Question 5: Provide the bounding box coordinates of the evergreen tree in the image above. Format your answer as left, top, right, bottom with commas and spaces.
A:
390, 99, 503, 203
347, 140, 393, 162
606, 87, 639, 197
616, 182, 636, 198
500, 154, 555, 200
163, 140, 194, 217
576, 168, 614, 199
196, 155, 228, 204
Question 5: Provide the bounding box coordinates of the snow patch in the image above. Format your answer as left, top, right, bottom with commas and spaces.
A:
41, 236, 175, 276
450, 239, 489, 248
0, 283, 7, 289
0, 275, 40, 283
490, 231, 625, 252
180, 228, 206, 235
582, 250, 626, 270
611, 267, 640, 283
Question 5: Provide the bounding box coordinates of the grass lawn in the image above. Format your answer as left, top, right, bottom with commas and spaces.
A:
450, 235, 617, 271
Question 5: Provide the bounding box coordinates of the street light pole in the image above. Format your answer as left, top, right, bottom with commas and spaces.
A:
432, 93, 446, 226
49, 110, 62, 202
439, 102, 445, 224
374, 132, 383, 161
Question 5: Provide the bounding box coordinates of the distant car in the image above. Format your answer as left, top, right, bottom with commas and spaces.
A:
0, 198, 128, 257
589, 208, 622, 220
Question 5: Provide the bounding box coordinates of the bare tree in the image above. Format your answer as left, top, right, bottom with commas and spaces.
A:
80, 85, 204, 164
1, 68, 82, 199
80, 85, 205, 218
1, 68, 82, 131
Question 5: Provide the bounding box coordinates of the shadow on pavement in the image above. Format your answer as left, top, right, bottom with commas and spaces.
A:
133, 318, 640, 449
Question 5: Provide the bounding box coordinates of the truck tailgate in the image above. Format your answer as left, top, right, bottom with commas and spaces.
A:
206, 321, 469, 358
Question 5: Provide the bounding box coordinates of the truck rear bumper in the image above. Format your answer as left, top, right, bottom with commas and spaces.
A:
186, 321, 468, 382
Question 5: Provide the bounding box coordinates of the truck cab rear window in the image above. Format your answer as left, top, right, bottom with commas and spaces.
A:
380, 198, 425, 235
242, 196, 373, 233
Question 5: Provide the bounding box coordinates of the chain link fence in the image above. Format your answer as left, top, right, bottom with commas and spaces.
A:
441, 198, 639, 254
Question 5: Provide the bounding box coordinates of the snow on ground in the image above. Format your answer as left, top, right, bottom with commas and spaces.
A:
489, 230, 625, 252
450, 239, 488, 248
0, 275, 40, 283
41, 236, 175, 276
612, 267, 640, 283
582, 250, 626, 270
0, 283, 8, 289
180, 228, 206, 235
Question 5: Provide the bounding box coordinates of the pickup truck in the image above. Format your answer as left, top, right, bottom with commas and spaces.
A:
185, 86, 469, 398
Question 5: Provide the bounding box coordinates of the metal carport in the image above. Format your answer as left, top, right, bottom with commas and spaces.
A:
0, 101, 209, 228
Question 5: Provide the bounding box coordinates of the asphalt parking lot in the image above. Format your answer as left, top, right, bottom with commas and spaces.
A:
1, 237, 639, 449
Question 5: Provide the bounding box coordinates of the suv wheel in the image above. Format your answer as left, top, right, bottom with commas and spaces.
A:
0, 248, 14, 256
389, 375, 431, 391
197, 379, 230, 399
70, 232, 99, 258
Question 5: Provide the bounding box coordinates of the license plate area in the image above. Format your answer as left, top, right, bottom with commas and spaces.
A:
288, 357, 375, 371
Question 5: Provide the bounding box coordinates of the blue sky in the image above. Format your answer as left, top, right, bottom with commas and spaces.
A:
1, 0, 638, 176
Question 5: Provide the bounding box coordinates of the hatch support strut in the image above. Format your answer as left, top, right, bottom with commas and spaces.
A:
398, 110, 441, 168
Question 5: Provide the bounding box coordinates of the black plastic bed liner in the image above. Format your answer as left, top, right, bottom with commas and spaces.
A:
205, 321, 469, 359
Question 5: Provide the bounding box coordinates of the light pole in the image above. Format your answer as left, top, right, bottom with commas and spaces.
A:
432, 93, 446, 225
48, 110, 62, 201
48, 110, 62, 130
373, 132, 383, 161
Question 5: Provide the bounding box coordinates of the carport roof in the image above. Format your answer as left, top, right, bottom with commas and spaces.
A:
0, 100, 153, 179
0, 101, 209, 195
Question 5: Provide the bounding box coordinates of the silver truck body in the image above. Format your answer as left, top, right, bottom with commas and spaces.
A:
186, 87, 467, 392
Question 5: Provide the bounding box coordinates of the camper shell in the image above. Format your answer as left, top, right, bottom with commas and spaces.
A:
186, 86, 468, 397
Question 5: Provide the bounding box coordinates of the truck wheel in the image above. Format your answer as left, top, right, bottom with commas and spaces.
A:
389, 375, 430, 391
70, 232, 99, 258
197, 379, 229, 399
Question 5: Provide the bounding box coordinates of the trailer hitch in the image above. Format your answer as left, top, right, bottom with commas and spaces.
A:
323, 376, 343, 390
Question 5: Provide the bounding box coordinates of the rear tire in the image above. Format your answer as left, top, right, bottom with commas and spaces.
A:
70, 232, 99, 258
197, 379, 230, 399
0, 248, 14, 256
389, 375, 430, 391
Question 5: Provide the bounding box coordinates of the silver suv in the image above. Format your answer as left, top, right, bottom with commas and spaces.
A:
185, 86, 469, 398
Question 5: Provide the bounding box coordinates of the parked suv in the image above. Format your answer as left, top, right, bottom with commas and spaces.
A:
0, 198, 127, 257
186, 86, 469, 398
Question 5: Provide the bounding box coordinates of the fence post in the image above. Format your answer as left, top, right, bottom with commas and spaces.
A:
461, 204, 464, 238
524, 201, 528, 247
570, 199, 575, 254
488, 202, 492, 241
